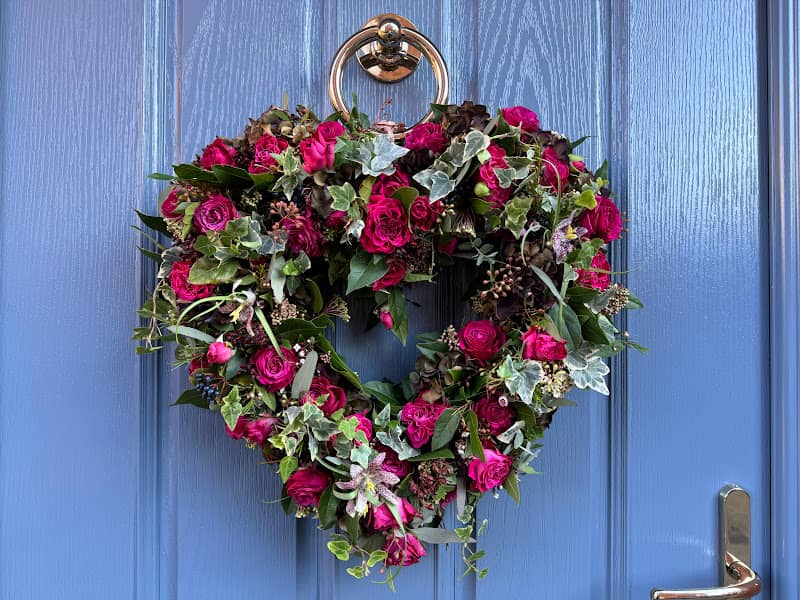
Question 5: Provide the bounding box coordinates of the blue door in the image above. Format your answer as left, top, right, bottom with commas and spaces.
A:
2, 1, 797, 599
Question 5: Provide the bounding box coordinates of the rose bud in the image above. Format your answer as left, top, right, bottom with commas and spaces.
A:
379, 310, 394, 330
206, 341, 233, 364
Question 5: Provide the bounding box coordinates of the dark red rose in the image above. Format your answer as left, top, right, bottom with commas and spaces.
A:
325, 210, 347, 229
400, 394, 447, 448
383, 533, 427, 566
250, 346, 298, 391
244, 415, 279, 446
300, 135, 334, 172
521, 328, 568, 361
285, 466, 331, 507
541, 146, 569, 192
193, 194, 238, 233
473, 395, 515, 435
360, 195, 412, 254
476, 143, 512, 208
438, 237, 458, 255
376, 444, 409, 478
467, 448, 513, 492
580, 196, 622, 242
409, 195, 442, 232
169, 260, 214, 302
404, 122, 448, 153
279, 211, 325, 257
161, 189, 181, 219
576, 251, 612, 291
458, 320, 507, 363
501, 105, 540, 132
371, 258, 408, 291
200, 137, 236, 169
249, 133, 288, 173
315, 121, 346, 141
301, 376, 347, 416
225, 416, 248, 440
373, 169, 411, 197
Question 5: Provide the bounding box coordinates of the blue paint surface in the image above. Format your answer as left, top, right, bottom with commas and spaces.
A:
0, 0, 787, 598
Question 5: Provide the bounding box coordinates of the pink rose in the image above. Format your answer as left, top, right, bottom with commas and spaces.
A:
580, 196, 622, 242
200, 137, 236, 169
476, 143, 513, 208
225, 416, 248, 439
169, 260, 214, 302
501, 105, 540, 132
161, 189, 181, 219
521, 328, 568, 361
577, 251, 612, 291
315, 121, 346, 141
379, 310, 394, 330
373, 169, 411, 197
383, 533, 427, 566
299, 135, 334, 172
193, 194, 238, 233
404, 122, 448, 153
409, 196, 442, 232
286, 466, 331, 507
244, 415, 279, 446
301, 376, 347, 416
371, 258, 407, 291
279, 211, 325, 257
249, 133, 288, 173
353, 411, 373, 440
458, 320, 507, 363
400, 394, 448, 448
250, 346, 298, 391
571, 160, 585, 172
370, 497, 416, 530
541, 146, 569, 192
360, 195, 412, 254
473, 396, 515, 435
206, 341, 233, 364
468, 448, 513, 492
376, 444, 409, 479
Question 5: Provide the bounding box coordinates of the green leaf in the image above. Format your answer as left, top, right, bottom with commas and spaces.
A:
282, 252, 311, 276
211, 165, 251, 187
364, 380, 403, 405
571, 135, 591, 149
317, 486, 338, 529
135, 210, 170, 235
626, 291, 644, 309
412, 527, 473, 545
497, 356, 545, 405
387, 287, 409, 344
346, 566, 365, 579
291, 349, 318, 398
326, 540, 351, 561
502, 196, 533, 238
575, 189, 597, 209
531, 265, 564, 304
253, 306, 282, 353
138, 246, 163, 264
269, 254, 287, 302
346, 251, 388, 294
504, 471, 520, 503
431, 408, 461, 450
328, 182, 357, 211
463, 129, 491, 162
148, 172, 173, 180
188, 257, 239, 284
354, 133, 410, 177
595, 159, 609, 180
358, 175, 375, 202
279, 455, 298, 483
367, 550, 388, 568
167, 325, 215, 344
466, 410, 486, 461
171, 388, 208, 408
220, 386, 242, 430
173, 163, 218, 182
391, 186, 418, 209
406, 448, 455, 462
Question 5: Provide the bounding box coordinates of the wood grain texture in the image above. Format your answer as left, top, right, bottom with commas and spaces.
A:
0, 1, 144, 598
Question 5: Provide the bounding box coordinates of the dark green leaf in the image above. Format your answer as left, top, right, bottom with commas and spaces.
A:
279, 455, 298, 483
135, 210, 169, 235
504, 471, 520, 503
466, 410, 485, 461
138, 246, 163, 264
346, 251, 388, 294
171, 388, 208, 409
406, 448, 455, 462
148, 172, 173, 180
317, 486, 338, 529
387, 287, 409, 344
595, 159, 609, 180
431, 408, 461, 451
364, 380, 403, 405
173, 163, 218, 182
211, 165, 252, 187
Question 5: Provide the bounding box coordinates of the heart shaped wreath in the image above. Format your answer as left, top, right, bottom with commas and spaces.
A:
135, 101, 643, 585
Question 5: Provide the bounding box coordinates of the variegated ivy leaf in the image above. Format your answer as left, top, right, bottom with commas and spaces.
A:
493, 167, 516, 189
502, 196, 533, 238
565, 351, 610, 395
463, 129, 491, 162
353, 133, 409, 177
157, 246, 183, 278
505, 156, 533, 178
271, 149, 306, 199
374, 403, 391, 427
328, 182, 357, 212
345, 219, 364, 240
497, 356, 545, 404
376, 424, 420, 460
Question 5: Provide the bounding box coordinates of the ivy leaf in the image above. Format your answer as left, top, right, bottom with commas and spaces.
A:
575, 189, 598, 209
387, 287, 409, 344
565, 352, 610, 395
497, 356, 545, 404
346, 251, 388, 294
282, 252, 311, 276
367, 550, 388, 567
279, 455, 298, 483
463, 130, 491, 162
220, 386, 242, 430
188, 257, 238, 284
327, 540, 351, 561
328, 182, 357, 211
502, 196, 533, 238
431, 408, 461, 450
367, 133, 410, 175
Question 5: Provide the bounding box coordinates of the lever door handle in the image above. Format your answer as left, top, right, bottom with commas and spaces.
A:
650, 485, 761, 599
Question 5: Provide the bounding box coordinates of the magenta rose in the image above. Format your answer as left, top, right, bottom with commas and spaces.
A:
169, 260, 214, 302
206, 341, 233, 364
458, 320, 507, 363
279, 211, 325, 257
353, 411, 373, 441
541, 146, 569, 192
300, 135, 334, 172
360, 195, 412, 254
571, 159, 586, 172
370, 497, 416, 531
189, 357, 209, 373
326, 210, 347, 229
501, 105, 540, 132
473, 396, 515, 435
200, 137, 236, 169
476, 143, 513, 208
225, 416, 248, 440
404, 122, 448, 153
580, 196, 622, 242
376, 444, 410, 479
250, 346, 298, 391
467, 448, 513, 492
315, 121, 346, 141
400, 394, 448, 448
161, 189, 181, 219
373, 169, 411, 197
577, 251, 612, 291
193, 194, 238, 233
301, 376, 347, 416
244, 415, 279, 446
249, 133, 288, 173
371, 258, 408, 291
286, 466, 331, 507
521, 328, 568, 361
383, 533, 427, 566
409, 196, 442, 232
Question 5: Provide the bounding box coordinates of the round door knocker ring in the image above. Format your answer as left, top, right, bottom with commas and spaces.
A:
328, 14, 450, 139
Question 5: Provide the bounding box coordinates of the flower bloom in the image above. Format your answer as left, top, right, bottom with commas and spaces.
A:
372, 169, 412, 197
249, 133, 288, 173
577, 251, 612, 291
541, 146, 569, 192
161, 189, 182, 219
314, 121, 346, 141
193, 194, 238, 233
409, 195, 442, 232
467, 448, 513, 492
383, 533, 427, 566
371, 258, 408, 291
400, 394, 447, 448
360, 195, 412, 254
299, 135, 335, 172
206, 341, 233, 364
376, 444, 409, 479
501, 105, 540, 132
370, 497, 416, 530
250, 346, 298, 391
286, 466, 331, 507
244, 415, 279, 446
404, 122, 448, 153
379, 310, 394, 330
200, 137, 236, 169
225, 416, 248, 440
169, 260, 214, 302
580, 196, 622, 242
476, 143, 513, 208
301, 376, 347, 416
279, 211, 325, 257
521, 328, 568, 361
458, 320, 507, 363
473, 395, 515, 435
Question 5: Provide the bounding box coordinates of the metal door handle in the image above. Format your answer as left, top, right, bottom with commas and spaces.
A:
650, 485, 762, 599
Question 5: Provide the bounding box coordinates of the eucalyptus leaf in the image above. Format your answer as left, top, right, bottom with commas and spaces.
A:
291, 349, 318, 399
